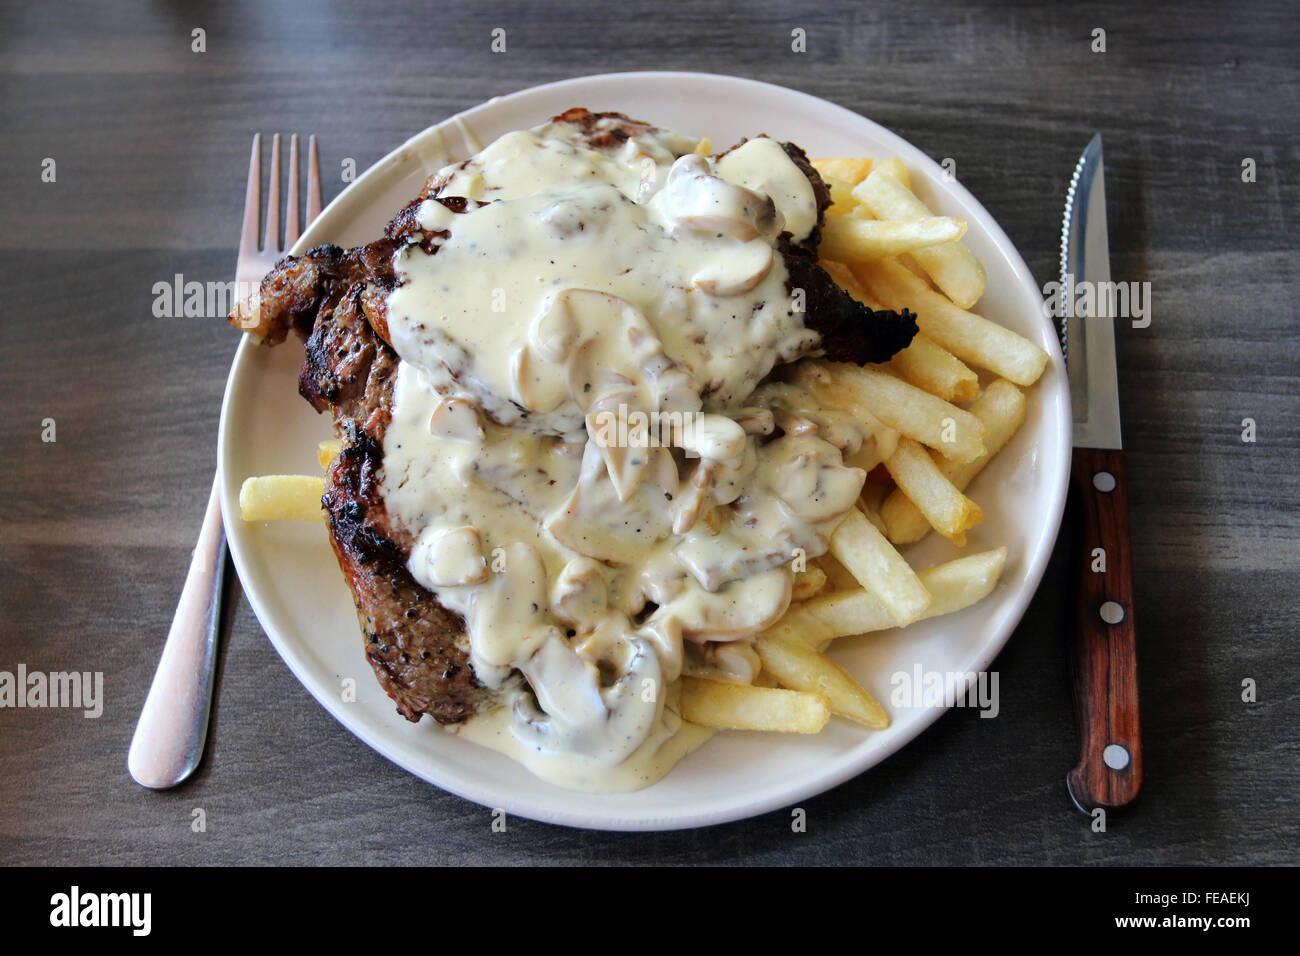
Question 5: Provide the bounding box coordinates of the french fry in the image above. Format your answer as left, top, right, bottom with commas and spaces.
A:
898, 254, 931, 280
761, 603, 836, 647
884, 437, 984, 543
821, 215, 967, 262
679, 678, 831, 734
756, 631, 889, 729
820, 173, 859, 214
813, 554, 861, 594
860, 503, 889, 536
797, 548, 1008, 641
813, 158, 873, 213
854, 257, 1048, 386
813, 157, 873, 186
239, 475, 325, 523
881, 380, 1026, 544
889, 332, 980, 403
317, 439, 344, 470
874, 156, 911, 188
795, 361, 987, 462
912, 242, 986, 311
828, 507, 932, 626
853, 167, 986, 307
693, 136, 711, 156
791, 564, 828, 602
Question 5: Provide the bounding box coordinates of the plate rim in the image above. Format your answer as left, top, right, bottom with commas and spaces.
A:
218, 70, 1071, 831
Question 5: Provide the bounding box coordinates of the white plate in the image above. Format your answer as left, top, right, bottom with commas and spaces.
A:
218, 71, 1071, 831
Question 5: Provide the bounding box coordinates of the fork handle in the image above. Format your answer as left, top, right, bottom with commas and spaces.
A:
1066, 447, 1142, 813
128, 474, 227, 789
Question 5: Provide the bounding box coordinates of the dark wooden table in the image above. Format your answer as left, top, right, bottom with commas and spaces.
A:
2, 0, 1296, 865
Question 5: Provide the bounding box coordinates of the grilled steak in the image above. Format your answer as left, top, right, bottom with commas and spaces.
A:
239, 255, 491, 723
229, 109, 916, 726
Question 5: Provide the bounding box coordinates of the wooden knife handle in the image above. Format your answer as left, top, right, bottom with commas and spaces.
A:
1066, 447, 1142, 814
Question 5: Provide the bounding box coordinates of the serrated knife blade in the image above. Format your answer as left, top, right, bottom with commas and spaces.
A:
1060, 133, 1123, 450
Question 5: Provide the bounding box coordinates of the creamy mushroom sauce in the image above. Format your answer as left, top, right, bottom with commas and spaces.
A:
380, 116, 871, 791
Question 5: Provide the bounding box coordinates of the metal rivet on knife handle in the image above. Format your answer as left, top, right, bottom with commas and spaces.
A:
1092, 471, 1116, 492
1103, 744, 1131, 771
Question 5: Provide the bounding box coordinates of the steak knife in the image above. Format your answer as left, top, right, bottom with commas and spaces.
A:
1059, 134, 1142, 813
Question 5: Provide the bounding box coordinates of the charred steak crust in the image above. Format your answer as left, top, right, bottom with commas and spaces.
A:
549, 107, 664, 150
228, 109, 918, 727
300, 284, 398, 439
324, 432, 486, 724
306, 287, 489, 724
238, 238, 490, 725
781, 240, 920, 364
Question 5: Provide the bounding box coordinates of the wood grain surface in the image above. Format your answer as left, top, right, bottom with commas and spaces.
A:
1, 0, 1296, 865
1067, 448, 1142, 814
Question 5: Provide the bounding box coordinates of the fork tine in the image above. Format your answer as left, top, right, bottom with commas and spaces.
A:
263, 133, 281, 252
284, 134, 301, 250
306, 135, 322, 226
238, 134, 261, 261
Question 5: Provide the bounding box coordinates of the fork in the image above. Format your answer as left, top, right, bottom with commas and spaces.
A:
128, 134, 322, 789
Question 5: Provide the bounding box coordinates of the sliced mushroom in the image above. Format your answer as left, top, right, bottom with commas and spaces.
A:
528, 291, 582, 363
770, 448, 867, 524
708, 438, 757, 506
546, 442, 674, 565
774, 408, 819, 437
672, 461, 713, 536
468, 541, 563, 669
692, 238, 774, 297
755, 382, 871, 453
653, 369, 705, 426
654, 154, 779, 240
518, 633, 607, 732
513, 632, 663, 766
510, 342, 568, 414
665, 569, 792, 641
584, 389, 653, 501
635, 164, 660, 204
550, 557, 609, 632
634, 612, 684, 684
587, 422, 650, 503
649, 445, 681, 500
672, 529, 788, 594
733, 407, 775, 436
697, 641, 762, 685
679, 413, 747, 465
409, 525, 488, 589
715, 136, 819, 243
428, 397, 484, 443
